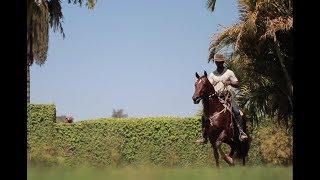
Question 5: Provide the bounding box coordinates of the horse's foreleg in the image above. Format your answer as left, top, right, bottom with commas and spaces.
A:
216, 131, 235, 166
212, 145, 220, 168
226, 142, 235, 158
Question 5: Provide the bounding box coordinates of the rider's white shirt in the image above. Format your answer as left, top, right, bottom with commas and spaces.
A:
208, 68, 238, 95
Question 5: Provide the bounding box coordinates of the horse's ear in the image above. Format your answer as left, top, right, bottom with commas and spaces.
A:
204, 70, 207, 77
195, 72, 200, 79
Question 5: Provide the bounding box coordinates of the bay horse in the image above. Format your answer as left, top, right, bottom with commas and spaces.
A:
192, 71, 250, 167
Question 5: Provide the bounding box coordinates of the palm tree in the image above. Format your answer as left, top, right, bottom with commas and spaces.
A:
207, 0, 293, 124
27, 0, 97, 103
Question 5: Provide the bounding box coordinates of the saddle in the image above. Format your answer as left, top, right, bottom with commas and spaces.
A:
207, 92, 232, 126
216, 92, 244, 139
217, 92, 232, 113
217, 91, 243, 116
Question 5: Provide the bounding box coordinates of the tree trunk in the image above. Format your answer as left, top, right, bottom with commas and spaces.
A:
275, 41, 293, 109
27, 65, 30, 103
27, 0, 33, 103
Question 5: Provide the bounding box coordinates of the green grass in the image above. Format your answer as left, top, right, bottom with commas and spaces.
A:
28, 166, 292, 180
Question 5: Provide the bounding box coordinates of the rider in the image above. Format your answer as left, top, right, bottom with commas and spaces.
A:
196, 54, 248, 144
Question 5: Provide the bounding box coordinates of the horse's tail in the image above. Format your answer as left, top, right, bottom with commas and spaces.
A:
233, 115, 251, 159
234, 138, 250, 159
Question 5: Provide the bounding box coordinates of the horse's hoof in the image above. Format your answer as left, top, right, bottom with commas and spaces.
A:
225, 154, 234, 165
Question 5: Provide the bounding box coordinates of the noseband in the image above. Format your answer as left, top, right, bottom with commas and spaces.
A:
208, 92, 217, 99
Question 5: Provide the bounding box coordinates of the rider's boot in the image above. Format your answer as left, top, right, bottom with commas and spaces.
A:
196, 127, 208, 144
235, 114, 248, 141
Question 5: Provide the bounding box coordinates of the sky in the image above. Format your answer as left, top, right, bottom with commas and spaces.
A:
31, 0, 239, 121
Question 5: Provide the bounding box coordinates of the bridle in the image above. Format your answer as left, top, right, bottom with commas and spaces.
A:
208, 92, 217, 99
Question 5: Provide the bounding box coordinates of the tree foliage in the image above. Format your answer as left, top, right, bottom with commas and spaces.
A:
112, 109, 128, 118
207, 0, 293, 124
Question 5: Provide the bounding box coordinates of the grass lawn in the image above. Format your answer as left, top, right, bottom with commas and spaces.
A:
28, 165, 292, 180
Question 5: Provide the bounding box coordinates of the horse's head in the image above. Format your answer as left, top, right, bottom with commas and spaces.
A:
192, 71, 215, 104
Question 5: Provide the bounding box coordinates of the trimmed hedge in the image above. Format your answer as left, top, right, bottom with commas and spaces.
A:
27, 104, 292, 167
53, 117, 219, 167
27, 104, 56, 164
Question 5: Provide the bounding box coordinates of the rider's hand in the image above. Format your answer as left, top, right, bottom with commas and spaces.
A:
224, 80, 231, 86
212, 81, 218, 86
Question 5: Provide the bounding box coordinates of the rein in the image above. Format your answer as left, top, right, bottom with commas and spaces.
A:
205, 90, 233, 131
204, 91, 227, 119
210, 106, 227, 121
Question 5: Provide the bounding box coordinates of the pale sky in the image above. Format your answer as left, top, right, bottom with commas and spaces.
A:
31, 0, 239, 121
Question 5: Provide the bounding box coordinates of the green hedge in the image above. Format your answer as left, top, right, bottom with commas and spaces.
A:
53, 117, 219, 167
27, 104, 57, 165
27, 104, 291, 167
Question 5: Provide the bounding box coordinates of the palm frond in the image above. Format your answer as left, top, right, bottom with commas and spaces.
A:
28, 0, 98, 65
208, 24, 242, 61
31, 1, 50, 65
67, 0, 97, 9
206, 0, 216, 12
260, 16, 293, 42
48, 0, 65, 37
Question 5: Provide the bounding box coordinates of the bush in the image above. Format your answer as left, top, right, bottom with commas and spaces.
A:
53, 117, 215, 167
258, 124, 293, 165
27, 104, 56, 152
27, 104, 292, 167
27, 104, 57, 166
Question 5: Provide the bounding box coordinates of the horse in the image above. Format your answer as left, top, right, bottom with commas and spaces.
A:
192, 71, 250, 167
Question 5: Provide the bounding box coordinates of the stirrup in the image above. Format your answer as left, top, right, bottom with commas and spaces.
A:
195, 138, 208, 144
239, 132, 248, 141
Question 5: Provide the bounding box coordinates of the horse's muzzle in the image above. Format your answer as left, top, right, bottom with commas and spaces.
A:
193, 97, 201, 104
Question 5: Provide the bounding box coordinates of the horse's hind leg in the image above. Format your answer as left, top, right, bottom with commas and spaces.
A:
242, 157, 246, 166
216, 131, 234, 166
